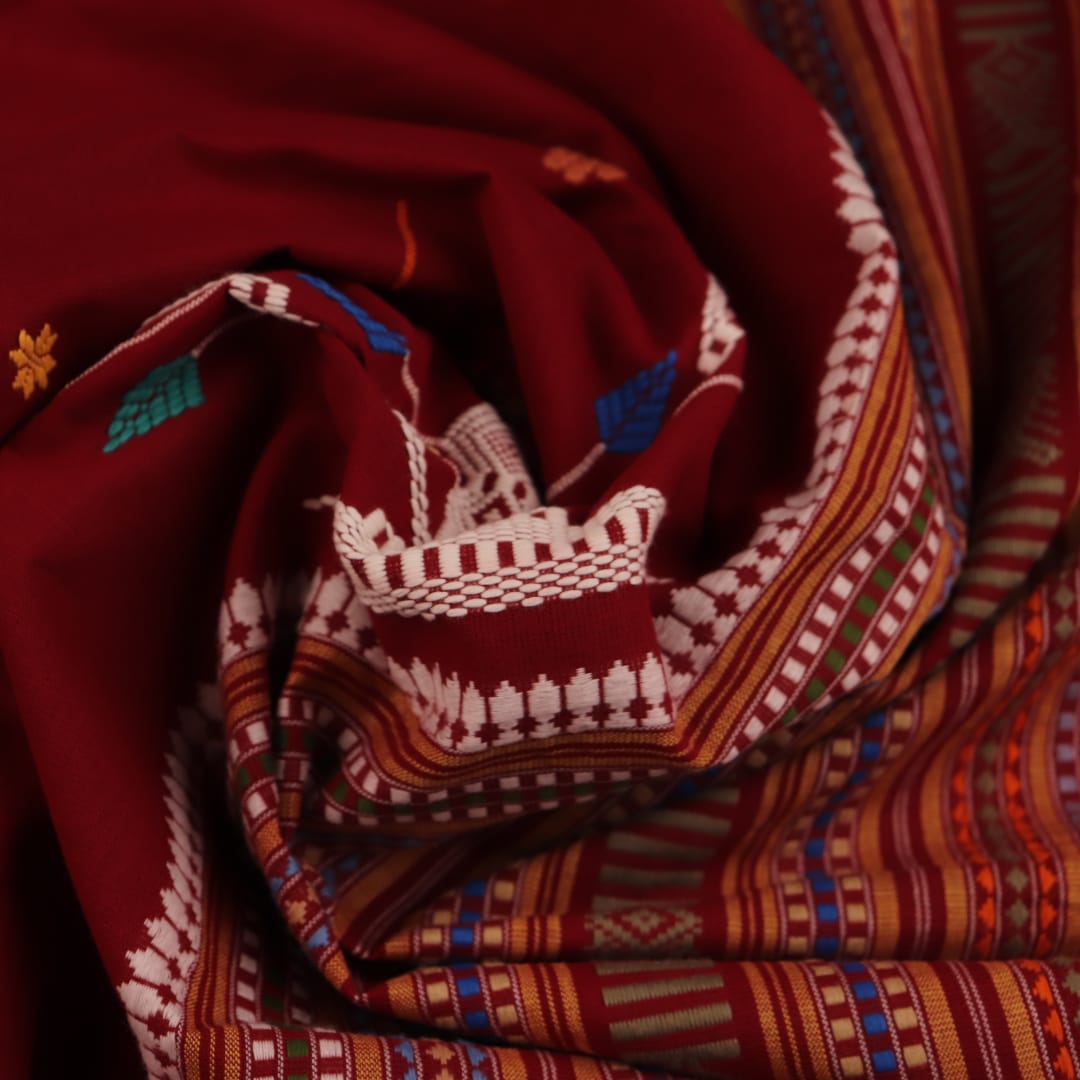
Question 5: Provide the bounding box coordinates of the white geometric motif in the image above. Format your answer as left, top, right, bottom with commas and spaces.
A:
228, 273, 318, 327
116, 686, 220, 1080
333, 503, 406, 560
334, 485, 666, 619
387, 652, 672, 752
397, 410, 432, 545
299, 567, 388, 675
436, 402, 539, 527
218, 574, 310, 667
219, 576, 276, 667
697, 274, 745, 375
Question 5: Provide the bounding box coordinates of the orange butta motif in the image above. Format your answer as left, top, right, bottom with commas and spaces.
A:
9, 324, 57, 399
543, 146, 628, 184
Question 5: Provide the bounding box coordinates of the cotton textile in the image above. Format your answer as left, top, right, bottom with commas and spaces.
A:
2, 1, 1080, 1077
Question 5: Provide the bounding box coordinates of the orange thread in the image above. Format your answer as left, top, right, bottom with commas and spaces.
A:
392, 199, 417, 290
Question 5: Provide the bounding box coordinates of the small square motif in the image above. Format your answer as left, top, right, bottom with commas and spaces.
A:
903, 1044, 928, 1067
832, 1018, 855, 1040
871, 1048, 897, 1071
252, 1037, 275, 1062
862, 1013, 887, 1036
893, 1006, 917, 1031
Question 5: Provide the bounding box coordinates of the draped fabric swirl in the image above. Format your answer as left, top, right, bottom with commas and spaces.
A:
2, 2, 1080, 1077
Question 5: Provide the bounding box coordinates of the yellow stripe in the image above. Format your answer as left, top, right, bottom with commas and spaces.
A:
988, 964, 1047, 1076
592, 895, 695, 912
606, 832, 717, 861
597, 865, 704, 888
981, 474, 1067, 504
595, 959, 715, 975
601, 973, 727, 1007
954, 595, 1000, 619
552, 962, 589, 1050
497, 1048, 531, 1080
609, 1001, 734, 1040
552, 842, 583, 916
979, 505, 1061, 530
349, 1033, 400, 1077
517, 849, 557, 916
744, 962, 797, 1080
512, 965, 556, 1048
961, 566, 1027, 590
330, 848, 427, 936
908, 963, 969, 1079
628, 1039, 741, 1066
972, 536, 1049, 559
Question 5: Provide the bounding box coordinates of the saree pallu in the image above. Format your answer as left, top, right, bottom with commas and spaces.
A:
2, 1, 1080, 1077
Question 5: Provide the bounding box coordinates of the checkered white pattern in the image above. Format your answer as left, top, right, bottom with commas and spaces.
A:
228, 273, 319, 326
335, 485, 666, 619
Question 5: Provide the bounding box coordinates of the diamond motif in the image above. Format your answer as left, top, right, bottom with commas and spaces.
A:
1007, 899, 1030, 927
1006, 866, 1029, 891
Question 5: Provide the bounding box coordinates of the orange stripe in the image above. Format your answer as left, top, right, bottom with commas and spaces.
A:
744, 962, 796, 1079
684, 309, 923, 745
392, 199, 417, 289
908, 962, 970, 1079
908, 4, 990, 361
829, 2, 972, 449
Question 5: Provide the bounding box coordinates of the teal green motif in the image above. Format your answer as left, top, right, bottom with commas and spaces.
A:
103, 353, 204, 453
